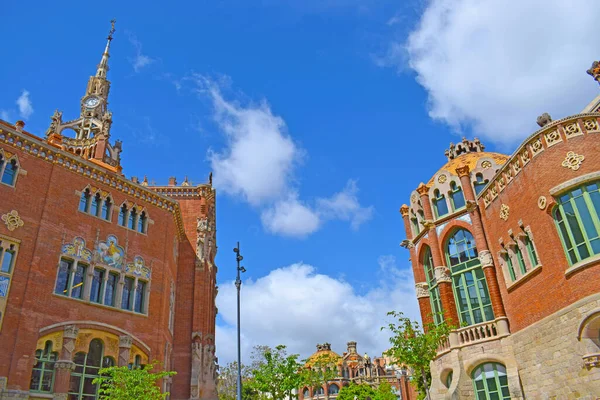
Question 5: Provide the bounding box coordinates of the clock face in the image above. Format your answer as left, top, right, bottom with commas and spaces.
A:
84, 97, 100, 108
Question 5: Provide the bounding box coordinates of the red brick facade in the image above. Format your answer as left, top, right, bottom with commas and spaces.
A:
0, 27, 217, 400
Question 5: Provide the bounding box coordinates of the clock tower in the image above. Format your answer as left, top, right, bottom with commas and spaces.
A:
45, 20, 122, 172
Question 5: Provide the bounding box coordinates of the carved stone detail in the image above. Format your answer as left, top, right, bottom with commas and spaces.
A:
479, 250, 494, 268
438, 174, 447, 183
465, 200, 478, 213
63, 325, 79, 340
119, 335, 133, 349
562, 151, 585, 171
421, 220, 435, 231
400, 239, 414, 249
587, 60, 600, 84
190, 341, 218, 400
1, 210, 24, 231
500, 204, 510, 221
536, 113, 552, 127
455, 165, 470, 177
415, 282, 429, 298
538, 196, 547, 210
434, 266, 452, 283
481, 160, 492, 169
54, 360, 75, 371
399, 205, 410, 217
416, 183, 430, 196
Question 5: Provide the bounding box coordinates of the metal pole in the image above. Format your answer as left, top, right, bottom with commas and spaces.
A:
234, 242, 245, 400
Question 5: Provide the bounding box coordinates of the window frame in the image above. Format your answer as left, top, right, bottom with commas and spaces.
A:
432, 189, 449, 218
0, 157, 19, 187
29, 341, 58, 393
471, 362, 510, 400
423, 246, 444, 325
449, 181, 466, 211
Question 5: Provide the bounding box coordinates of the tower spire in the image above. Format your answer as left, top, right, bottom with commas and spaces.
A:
96, 19, 116, 79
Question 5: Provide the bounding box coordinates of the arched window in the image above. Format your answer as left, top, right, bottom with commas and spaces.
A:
314, 387, 324, 396
122, 277, 134, 310
1, 159, 18, 186
29, 341, 58, 393
134, 280, 146, 313
69, 339, 112, 399
473, 173, 488, 195
423, 247, 444, 325
514, 243, 527, 275
91, 193, 102, 217
303, 388, 310, 398
411, 210, 420, 236
446, 229, 494, 326
553, 182, 600, 265
102, 197, 112, 221
433, 189, 449, 218
449, 181, 466, 210
524, 232, 539, 267
502, 250, 516, 282
472, 363, 510, 399
128, 208, 137, 230
79, 189, 91, 213
119, 204, 128, 227
328, 384, 339, 395
138, 211, 147, 233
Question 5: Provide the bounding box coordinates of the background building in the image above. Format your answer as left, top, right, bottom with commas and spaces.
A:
299, 342, 416, 400
0, 24, 218, 400
399, 63, 600, 398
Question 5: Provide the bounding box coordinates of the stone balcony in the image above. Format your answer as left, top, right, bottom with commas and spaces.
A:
437, 317, 511, 356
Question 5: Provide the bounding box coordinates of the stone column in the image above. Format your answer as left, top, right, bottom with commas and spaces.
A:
456, 166, 506, 320
417, 183, 459, 325
118, 336, 133, 367
53, 325, 79, 399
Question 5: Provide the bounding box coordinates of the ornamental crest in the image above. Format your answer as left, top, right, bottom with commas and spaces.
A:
126, 256, 151, 279
1, 210, 24, 232
499, 204, 510, 221
61, 237, 93, 263
96, 235, 125, 268
561, 151, 585, 171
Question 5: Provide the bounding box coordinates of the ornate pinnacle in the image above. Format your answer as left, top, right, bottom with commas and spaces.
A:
587, 61, 600, 85
108, 19, 116, 41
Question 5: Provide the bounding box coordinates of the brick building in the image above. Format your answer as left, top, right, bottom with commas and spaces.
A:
399, 63, 600, 398
298, 342, 417, 400
0, 23, 218, 400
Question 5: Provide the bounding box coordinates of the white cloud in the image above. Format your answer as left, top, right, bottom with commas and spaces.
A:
16, 90, 33, 119
128, 34, 155, 73
390, 0, 600, 146
194, 76, 373, 237
0, 110, 11, 122
317, 180, 374, 230
215, 255, 419, 365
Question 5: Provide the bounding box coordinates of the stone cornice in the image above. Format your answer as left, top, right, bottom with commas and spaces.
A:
0, 124, 191, 238
478, 113, 600, 209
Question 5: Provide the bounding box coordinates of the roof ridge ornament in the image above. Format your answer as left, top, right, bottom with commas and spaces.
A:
587, 60, 600, 85
444, 137, 485, 160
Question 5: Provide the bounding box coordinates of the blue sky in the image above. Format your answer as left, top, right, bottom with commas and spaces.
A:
2, 0, 599, 364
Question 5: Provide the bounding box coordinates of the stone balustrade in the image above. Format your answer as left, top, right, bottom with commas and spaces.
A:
437, 317, 511, 356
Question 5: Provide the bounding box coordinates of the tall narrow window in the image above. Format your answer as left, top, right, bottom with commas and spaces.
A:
503, 252, 516, 282
553, 182, 600, 265
29, 341, 58, 393
71, 264, 86, 299
1, 249, 14, 273
79, 189, 91, 213
472, 363, 510, 400
410, 210, 420, 236
55, 259, 72, 296
119, 204, 128, 226
449, 181, 466, 210
514, 244, 527, 275
129, 208, 137, 230
1, 159, 17, 186
122, 277, 134, 310
433, 189, 449, 218
90, 269, 105, 304
90, 193, 101, 217
473, 173, 488, 196
423, 247, 444, 325
138, 211, 147, 233
524, 234, 539, 267
446, 229, 494, 326
134, 280, 146, 313
104, 273, 118, 307
69, 339, 104, 400
102, 198, 112, 221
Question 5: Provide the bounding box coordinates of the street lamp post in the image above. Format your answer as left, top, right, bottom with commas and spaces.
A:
234, 242, 246, 400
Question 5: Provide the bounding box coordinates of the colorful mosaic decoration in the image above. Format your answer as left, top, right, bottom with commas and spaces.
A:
126, 256, 151, 279
61, 237, 93, 263
0, 276, 9, 297
97, 235, 124, 269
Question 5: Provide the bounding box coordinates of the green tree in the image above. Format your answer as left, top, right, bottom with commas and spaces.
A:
383, 311, 452, 400
336, 382, 376, 400
373, 380, 396, 400
300, 353, 339, 392
218, 361, 253, 400
247, 345, 303, 400
93, 362, 176, 400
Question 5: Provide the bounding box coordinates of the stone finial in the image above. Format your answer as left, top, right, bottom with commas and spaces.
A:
131, 176, 139, 184
168, 177, 177, 186
182, 176, 190, 186
416, 183, 430, 196
141, 176, 148, 187
445, 137, 485, 160
455, 165, 470, 177
15, 120, 25, 132
587, 60, 600, 84
536, 113, 552, 127
399, 204, 410, 217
